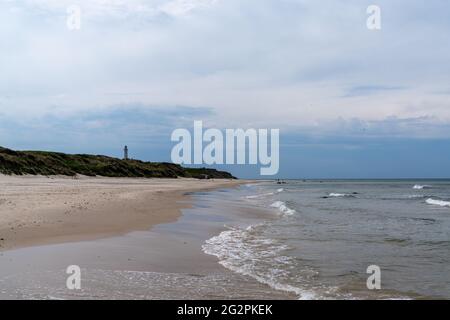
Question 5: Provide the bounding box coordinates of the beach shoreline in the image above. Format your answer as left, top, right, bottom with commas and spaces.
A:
0, 175, 246, 251
0, 181, 299, 300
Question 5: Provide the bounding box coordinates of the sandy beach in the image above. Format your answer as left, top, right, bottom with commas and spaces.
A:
0, 175, 243, 251
0, 176, 297, 300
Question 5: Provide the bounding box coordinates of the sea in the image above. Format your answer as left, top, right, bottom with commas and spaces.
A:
201, 180, 450, 299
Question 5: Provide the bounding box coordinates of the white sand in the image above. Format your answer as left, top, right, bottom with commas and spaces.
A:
0, 175, 243, 250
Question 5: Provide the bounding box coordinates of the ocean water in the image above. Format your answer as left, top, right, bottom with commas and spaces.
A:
202, 180, 450, 299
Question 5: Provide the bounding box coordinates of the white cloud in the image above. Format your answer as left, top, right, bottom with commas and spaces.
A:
1, 0, 450, 138
159, 0, 218, 17
14, 0, 217, 19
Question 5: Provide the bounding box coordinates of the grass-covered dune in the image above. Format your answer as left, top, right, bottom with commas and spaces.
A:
0, 147, 235, 179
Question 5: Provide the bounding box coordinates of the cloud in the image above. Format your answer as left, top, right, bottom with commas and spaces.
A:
1, 0, 450, 140
159, 0, 218, 17
343, 85, 405, 97
12, 0, 218, 19
0, 105, 213, 154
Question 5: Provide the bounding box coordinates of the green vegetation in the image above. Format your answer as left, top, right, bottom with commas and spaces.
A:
0, 147, 235, 179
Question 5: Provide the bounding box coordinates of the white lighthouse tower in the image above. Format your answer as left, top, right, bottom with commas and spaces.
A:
124, 145, 129, 160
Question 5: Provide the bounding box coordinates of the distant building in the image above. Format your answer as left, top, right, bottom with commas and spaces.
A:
124, 145, 128, 160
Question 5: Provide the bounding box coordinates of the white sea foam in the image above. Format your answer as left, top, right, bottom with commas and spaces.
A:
202, 226, 318, 300
328, 193, 353, 198
245, 192, 274, 199
246, 188, 284, 199
270, 201, 296, 215
407, 195, 425, 199
426, 198, 450, 207
244, 183, 261, 188
413, 185, 432, 190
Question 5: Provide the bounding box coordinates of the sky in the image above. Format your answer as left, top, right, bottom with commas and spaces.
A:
1, 0, 450, 178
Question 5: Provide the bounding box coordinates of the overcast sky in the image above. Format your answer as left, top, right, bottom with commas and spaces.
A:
1, 0, 450, 178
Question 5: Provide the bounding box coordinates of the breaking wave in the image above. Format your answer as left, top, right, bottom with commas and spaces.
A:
245, 192, 274, 199
270, 201, 296, 215
245, 188, 284, 199
202, 225, 318, 300
413, 185, 432, 190
426, 198, 450, 207
328, 193, 355, 198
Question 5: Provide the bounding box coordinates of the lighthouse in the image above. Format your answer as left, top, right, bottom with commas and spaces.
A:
124, 145, 129, 160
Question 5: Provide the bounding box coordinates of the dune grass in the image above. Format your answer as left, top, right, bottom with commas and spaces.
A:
0, 147, 235, 179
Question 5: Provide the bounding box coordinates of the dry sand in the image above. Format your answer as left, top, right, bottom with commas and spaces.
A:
0, 175, 244, 251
